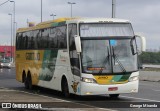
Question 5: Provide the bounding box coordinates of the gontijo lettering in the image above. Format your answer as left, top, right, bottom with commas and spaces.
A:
26, 53, 40, 60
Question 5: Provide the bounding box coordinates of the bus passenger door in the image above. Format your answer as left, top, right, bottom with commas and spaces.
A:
68, 24, 81, 94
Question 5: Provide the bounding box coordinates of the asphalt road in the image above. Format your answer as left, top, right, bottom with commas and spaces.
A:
0, 68, 160, 111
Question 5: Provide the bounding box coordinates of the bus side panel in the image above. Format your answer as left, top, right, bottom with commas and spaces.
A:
16, 50, 44, 85
16, 49, 76, 94
16, 50, 26, 82
37, 50, 74, 92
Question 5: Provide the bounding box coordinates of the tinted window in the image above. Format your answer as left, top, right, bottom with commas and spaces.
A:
41, 29, 49, 48
33, 30, 39, 49
50, 26, 67, 49
22, 32, 27, 49
16, 33, 22, 49
49, 28, 58, 48
16, 25, 67, 50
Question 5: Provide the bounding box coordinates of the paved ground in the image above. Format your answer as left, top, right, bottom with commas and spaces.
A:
0, 88, 111, 111
0, 68, 160, 111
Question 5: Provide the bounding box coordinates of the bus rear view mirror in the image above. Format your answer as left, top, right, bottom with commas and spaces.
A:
130, 38, 137, 55
135, 34, 146, 55
74, 35, 82, 53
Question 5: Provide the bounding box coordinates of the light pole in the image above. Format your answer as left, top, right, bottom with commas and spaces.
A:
68, 2, 76, 18
8, 13, 13, 61
14, 21, 17, 62
0, 0, 10, 7
14, 22, 17, 32
41, 0, 43, 22
10, 0, 15, 62
112, 0, 116, 18
50, 14, 56, 20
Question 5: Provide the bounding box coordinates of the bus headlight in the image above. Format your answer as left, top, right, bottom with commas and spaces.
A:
129, 76, 139, 82
81, 77, 97, 83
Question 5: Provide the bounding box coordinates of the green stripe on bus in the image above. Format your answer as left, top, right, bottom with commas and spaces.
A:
118, 74, 131, 82
52, 23, 59, 27
39, 50, 58, 81
112, 75, 123, 82
52, 21, 66, 27
58, 21, 66, 26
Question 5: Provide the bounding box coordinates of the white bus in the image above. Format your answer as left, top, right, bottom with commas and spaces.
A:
16, 17, 146, 98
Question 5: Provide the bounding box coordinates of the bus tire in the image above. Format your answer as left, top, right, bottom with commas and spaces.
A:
109, 94, 119, 98
61, 77, 70, 98
24, 75, 29, 89
22, 72, 26, 83
27, 73, 33, 90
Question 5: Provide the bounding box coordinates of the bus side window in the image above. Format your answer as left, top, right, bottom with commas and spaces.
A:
16, 33, 18, 49
27, 31, 34, 49
57, 26, 67, 49
41, 29, 49, 49
62, 26, 67, 48
55, 26, 67, 49
30, 31, 35, 49
56, 28, 61, 48
16, 33, 22, 49
22, 32, 27, 49
37, 30, 42, 49
30, 37, 34, 49
49, 27, 58, 48
33, 30, 38, 49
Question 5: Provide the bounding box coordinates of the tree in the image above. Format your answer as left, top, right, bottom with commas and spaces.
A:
139, 52, 160, 64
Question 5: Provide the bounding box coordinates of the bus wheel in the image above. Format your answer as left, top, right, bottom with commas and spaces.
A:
62, 78, 70, 98
27, 74, 33, 90
109, 94, 119, 99
24, 76, 29, 89
24, 73, 33, 90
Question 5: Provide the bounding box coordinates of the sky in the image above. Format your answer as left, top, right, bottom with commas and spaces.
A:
0, 0, 160, 50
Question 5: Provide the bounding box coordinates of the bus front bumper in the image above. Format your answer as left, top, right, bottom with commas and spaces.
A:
80, 80, 138, 96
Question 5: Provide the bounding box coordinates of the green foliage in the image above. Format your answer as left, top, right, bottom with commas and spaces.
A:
139, 52, 160, 64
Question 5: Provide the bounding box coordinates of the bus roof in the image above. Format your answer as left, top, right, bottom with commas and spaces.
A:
17, 17, 73, 33
17, 17, 130, 33
66, 18, 130, 24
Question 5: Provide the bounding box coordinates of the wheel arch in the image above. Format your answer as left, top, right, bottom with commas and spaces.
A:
61, 75, 70, 97
61, 75, 67, 89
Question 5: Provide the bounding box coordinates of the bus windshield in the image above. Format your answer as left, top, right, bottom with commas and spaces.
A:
80, 23, 137, 74
81, 39, 138, 74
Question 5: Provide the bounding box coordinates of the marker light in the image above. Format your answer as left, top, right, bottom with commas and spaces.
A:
129, 76, 139, 82
81, 77, 97, 83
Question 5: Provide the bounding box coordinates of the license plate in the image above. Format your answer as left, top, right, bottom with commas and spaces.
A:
108, 87, 118, 91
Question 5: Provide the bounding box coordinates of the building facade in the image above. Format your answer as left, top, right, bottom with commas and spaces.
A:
0, 45, 15, 60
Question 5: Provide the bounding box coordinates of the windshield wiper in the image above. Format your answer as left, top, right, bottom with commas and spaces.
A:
112, 46, 126, 73
98, 47, 110, 74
